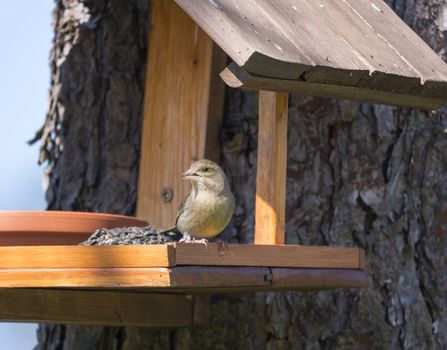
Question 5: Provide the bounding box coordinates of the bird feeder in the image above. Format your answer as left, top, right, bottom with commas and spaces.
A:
1, 0, 447, 327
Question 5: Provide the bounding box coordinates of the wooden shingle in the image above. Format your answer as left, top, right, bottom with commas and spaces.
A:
176, 0, 447, 109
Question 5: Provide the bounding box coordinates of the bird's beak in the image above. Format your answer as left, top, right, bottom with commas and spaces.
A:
182, 168, 200, 180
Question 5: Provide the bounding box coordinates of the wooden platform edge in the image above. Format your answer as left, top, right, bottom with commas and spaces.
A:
174, 243, 365, 270
0, 268, 174, 288
170, 266, 368, 291
220, 62, 445, 110
0, 244, 365, 270
0, 245, 175, 269
0, 266, 367, 290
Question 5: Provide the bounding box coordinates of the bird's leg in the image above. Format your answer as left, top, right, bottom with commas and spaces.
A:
214, 239, 229, 256
179, 232, 193, 243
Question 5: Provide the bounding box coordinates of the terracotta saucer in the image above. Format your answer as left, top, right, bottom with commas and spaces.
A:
0, 211, 148, 246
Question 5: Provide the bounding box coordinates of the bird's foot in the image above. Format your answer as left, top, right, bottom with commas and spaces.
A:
179, 233, 208, 246
179, 232, 192, 243
214, 239, 229, 256
192, 238, 209, 247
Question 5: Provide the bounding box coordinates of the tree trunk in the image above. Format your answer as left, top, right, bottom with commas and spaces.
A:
35, 0, 447, 349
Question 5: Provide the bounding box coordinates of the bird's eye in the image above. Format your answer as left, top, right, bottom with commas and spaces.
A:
202, 166, 210, 172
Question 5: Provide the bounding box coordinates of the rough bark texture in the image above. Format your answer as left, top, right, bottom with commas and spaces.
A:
35, 0, 447, 349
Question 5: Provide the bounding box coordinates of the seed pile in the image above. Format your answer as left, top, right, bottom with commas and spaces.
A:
81, 226, 181, 246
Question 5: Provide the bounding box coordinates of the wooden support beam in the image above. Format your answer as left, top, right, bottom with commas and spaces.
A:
255, 91, 289, 244
136, 0, 226, 229
0, 289, 193, 327
220, 63, 445, 110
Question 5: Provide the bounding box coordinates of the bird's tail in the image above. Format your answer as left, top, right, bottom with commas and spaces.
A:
157, 226, 178, 235
157, 226, 183, 242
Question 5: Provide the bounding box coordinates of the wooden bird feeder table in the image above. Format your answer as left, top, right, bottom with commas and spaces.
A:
0, 243, 365, 326
3, 0, 447, 327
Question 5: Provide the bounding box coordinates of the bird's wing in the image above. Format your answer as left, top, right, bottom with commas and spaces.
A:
158, 192, 191, 235
175, 191, 191, 226
157, 226, 178, 234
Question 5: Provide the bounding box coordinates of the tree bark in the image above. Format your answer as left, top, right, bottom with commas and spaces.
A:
35, 0, 447, 349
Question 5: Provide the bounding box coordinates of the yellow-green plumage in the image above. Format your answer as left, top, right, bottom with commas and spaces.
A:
175, 159, 235, 239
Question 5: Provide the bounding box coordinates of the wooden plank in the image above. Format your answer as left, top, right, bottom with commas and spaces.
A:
343, 0, 447, 83
0, 266, 367, 290
175, 243, 364, 269
137, 0, 225, 229
170, 266, 270, 287
0, 268, 173, 288
220, 63, 445, 110
0, 267, 269, 289
271, 268, 368, 290
0, 289, 192, 327
255, 91, 288, 244
0, 244, 364, 270
176, 0, 447, 81
165, 269, 368, 292
0, 245, 174, 269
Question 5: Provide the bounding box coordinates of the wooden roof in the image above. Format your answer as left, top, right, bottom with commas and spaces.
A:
176, 0, 447, 109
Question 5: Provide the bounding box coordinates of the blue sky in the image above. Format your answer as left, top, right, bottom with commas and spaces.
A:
0, 1, 53, 348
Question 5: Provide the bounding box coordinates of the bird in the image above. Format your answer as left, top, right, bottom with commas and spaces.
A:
161, 159, 235, 243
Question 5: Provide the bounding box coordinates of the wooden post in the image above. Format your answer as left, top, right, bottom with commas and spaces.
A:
254, 91, 289, 245
136, 0, 226, 327
136, 0, 225, 229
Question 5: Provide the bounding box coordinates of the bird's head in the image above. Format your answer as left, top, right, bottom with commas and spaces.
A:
182, 159, 229, 193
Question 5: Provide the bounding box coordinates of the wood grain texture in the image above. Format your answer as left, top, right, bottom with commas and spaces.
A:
175, 243, 364, 269
0, 268, 173, 288
170, 266, 270, 288
0, 266, 367, 290
0, 266, 266, 289
176, 0, 447, 105
0, 245, 174, 269
0, 243, 363, 270
137, 0, 223, 229
221, 62, 445, 110
0, 289, 193, 327
255, 91, 289, 244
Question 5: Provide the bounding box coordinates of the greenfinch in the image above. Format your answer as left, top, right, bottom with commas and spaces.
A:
171, 159, 235, 242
